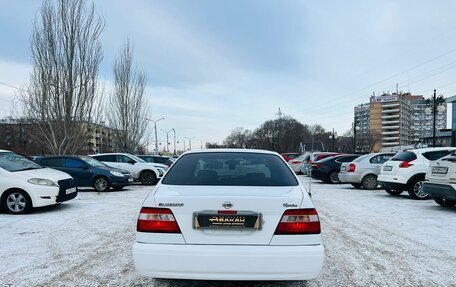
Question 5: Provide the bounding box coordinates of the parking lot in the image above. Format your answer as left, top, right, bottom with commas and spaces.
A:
1, 177, 455, 287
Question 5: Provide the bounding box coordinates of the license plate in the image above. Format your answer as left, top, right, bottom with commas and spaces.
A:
432, 166, 448, 174
66, 187, 77, 194
193, 211, 261, 230
383, 166, 393, 171
341, 166, 347, 171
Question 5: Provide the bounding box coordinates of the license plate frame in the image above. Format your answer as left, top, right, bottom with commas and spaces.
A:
383, 166, 393, 171
432, 166, 448, 174
193, 211, 262, 230
66, 187, 77, 194
341, 166, 347, 172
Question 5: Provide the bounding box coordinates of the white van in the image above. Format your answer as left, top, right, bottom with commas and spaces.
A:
0, 150, 77, 214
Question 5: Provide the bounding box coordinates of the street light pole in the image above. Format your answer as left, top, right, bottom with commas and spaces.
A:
172, 128, 176, 155
161, 129, 173, 152
329, 128, 337, 152
147, 117, 165, 154
185, 137, 195, 150
433, 89, 437, 148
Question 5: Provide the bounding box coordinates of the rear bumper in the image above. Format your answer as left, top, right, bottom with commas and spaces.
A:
338, 172, 362, 184
423, 182, 456, 200
378, 174, 408, 185
133, 243, 324, 281
111, 176, 134, 187
378, 181, 407, 191
310, 169, 327, 181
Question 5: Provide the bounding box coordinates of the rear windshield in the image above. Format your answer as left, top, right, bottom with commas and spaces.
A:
422, 150, 453, 161
162, 152, 298, 186
391, 151, 417, 162
353, 154, 370, 162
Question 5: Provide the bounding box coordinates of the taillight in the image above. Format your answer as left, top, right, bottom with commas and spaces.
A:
290, 161, 301, 164
307, 160, 312, 163
399, 161, 414, 168
137, 207, 181, 233
348, 163, 356, 172
312, 163, 321, 169
275, 209, 321, 235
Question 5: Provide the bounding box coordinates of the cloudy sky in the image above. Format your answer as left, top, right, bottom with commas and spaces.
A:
2, 0, 456, 150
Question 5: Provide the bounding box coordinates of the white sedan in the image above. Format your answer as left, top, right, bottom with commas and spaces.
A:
132, 149, 324, 281
0, 150, 77, 214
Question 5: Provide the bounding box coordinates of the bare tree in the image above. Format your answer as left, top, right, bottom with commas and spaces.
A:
107, 40, 149, 153
20, 0, 105, 155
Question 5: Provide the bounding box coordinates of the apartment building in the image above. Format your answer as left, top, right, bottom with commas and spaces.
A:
354, 103, 371, 152
354, 93, 448, 152
369, 93, 413, 151
0, 118, 117, 155
410, 97, 447, 142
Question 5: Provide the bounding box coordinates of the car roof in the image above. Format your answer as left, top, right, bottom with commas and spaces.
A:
183, 149, 279, 156
405, 147, 456, 154
36, 155, 82, 158
91, 153, 131, 156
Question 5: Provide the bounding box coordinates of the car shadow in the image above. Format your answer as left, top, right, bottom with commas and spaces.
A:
76, 187, 131, 193
153, 279, 306, 287
32, 202, 72, 214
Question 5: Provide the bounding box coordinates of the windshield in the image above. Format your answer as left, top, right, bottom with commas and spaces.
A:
354, 154, 371, 162
391, 151, 417, 162
0, 152, 43, 172
80, 156, 106, 167
162, 152, 298, 186
129, 154, 146, 163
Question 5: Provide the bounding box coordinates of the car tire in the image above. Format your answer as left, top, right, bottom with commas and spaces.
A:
433, 197, 456, 207
93, 176, 110, 192
140, 171, 157, 185
407, 177, 429, 200
2, 190, 32, 214
385, 188, 403, 196
362, 175, 378, 190
328, 171, 340, 184
351, 183, 362, 189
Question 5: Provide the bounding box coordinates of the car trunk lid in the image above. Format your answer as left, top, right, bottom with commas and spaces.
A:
151, 184, 303, 245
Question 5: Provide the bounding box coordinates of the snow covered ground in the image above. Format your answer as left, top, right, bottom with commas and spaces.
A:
1, 177, 455, 287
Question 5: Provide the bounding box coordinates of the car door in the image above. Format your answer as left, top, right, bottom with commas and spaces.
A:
370, 154, 394, 175
115, 155, 136, 171
61, 158, 92, 187
93, 155, 117, 168
41, 157, 64, 170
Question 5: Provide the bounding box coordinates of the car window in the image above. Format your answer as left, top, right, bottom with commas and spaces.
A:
422, 150, 454, 161
93, 155, 116, 162
354, 154, 370, 162
44, 158, 64, 167
336, 156, 358, 163
162, 152, 298, 186
155, 158, 166, 163
117, 155, 132, 163
64, 158, 85, 168
0, 152, 43, 172
140, 156, 154, 163
391, 151, 417, 162
370, 154, 393, 164
80, 156, 105, 167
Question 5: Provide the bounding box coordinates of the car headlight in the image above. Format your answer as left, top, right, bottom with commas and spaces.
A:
110, 171, 124, 177
157, 168, 165, 175
27, 178, 59, 187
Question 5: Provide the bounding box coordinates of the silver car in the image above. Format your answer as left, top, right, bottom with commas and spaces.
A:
338, 152, 395, 189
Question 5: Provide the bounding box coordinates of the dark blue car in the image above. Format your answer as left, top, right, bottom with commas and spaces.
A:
34, 155, 133, 192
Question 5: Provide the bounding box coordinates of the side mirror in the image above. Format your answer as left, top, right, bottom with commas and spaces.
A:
128, 160, 136, 165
